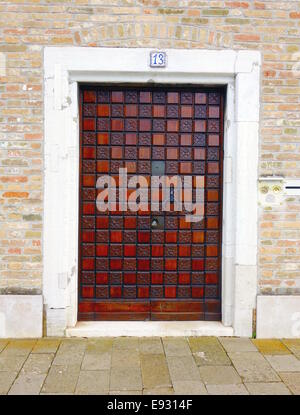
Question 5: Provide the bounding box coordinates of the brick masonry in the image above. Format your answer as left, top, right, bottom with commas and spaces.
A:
0, 1, 300, 296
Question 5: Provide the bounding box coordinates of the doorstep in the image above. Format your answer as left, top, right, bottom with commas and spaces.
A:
66, 321, 234, 337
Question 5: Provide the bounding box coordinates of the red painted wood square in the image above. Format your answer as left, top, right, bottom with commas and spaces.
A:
97, 161, 109, 173
167, 92, 179, 103
208, 134, 219, 146
111, 119, 124, 131
165, 286, 176, 298
166, 232, 177, 243
153, 105, 165, 118
83, 175, 95, 187
181, 106, 193, 118
152, 246, 164, 257
167, 148, 178, 160
82, 286, 94, 298
83, 147, 95, 159
97, 105, 110, 117
84, 90, 96, 103
179, 273, 190, 284
153, 134, 165, 145
98, 133, 109, 145
152, 273, 163, 284
139, 147, 151, 159
167, 120, 179, 132
124, 273, 136, 284
180, 134, 192, 146
96, 245, 108, 256
179, 246, 191, 257
111, 91, 123, 103
125, 105, 138, 117
124, 245, 136, 257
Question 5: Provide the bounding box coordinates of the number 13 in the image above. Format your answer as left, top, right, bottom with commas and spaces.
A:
153, 53, 164, 65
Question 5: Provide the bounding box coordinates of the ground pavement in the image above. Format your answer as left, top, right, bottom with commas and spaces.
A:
0, 337, 300, 395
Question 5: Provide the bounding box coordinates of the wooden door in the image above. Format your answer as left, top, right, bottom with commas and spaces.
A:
78, 86, 224, 321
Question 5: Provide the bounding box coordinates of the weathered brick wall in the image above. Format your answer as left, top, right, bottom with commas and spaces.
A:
0, 0, 300, 295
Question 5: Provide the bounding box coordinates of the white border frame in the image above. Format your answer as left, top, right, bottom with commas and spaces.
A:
44, 47, 260, 337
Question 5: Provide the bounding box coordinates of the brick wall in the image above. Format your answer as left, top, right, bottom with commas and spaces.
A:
0, 0, 300, 295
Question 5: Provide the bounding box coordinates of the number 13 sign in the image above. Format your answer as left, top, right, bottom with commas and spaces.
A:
150, 51, 167, 68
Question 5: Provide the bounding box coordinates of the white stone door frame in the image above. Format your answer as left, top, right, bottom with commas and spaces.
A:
43, 47, 260, 337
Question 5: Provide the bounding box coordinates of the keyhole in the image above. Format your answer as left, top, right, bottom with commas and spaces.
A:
151, 218, 158, 228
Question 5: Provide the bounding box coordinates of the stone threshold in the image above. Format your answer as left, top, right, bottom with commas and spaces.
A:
66, 321, 234, 338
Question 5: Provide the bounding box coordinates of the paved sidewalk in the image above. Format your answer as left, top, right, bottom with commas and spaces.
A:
0, 337, 300, 395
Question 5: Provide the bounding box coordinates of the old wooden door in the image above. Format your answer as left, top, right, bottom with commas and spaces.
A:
78, 86, 224, 321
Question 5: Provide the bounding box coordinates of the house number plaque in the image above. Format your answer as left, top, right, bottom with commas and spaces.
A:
150, 51, 167, 68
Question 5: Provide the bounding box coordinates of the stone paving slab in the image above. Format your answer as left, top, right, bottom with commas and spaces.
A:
8, 373, 46, 395
58, 339, 86, 354
1, 340, 37, 357
167, 355, 201, 382
245, 382, 292, 395
75, 370, 109, 395
228, 352, 281, 383
206, 384, 249, 395
282, 339, 300, 359
41, 364, 81, 394
173, 380, 207, 395
113, 337, 139, 351
0, 340, 8, 353
110, 390, 142, 395
188, 336, 222, 352
111, 349, 140, 368
143, 387, 174, 395
199, 365, 242, 385
188, 337, 231, 366
51, 339, 86, 366
252, 339, 291, 355
52, 350, 85, 366
81, 352, 111, 371
279, 372, 300, 395
0, 371, 19, 395
86, 338, 113, 354
193, 350, 231, 366
141, 354, 172, 389
162, 337, 191, 356
139, 338, 164, 355
265, 355, 300, 372
21, 353, 54, 375
0, 355, 27, 372
32, 338, 61, 354
40, 392, 75, 395
219, 337, 257, 353
0, 336, 300, 395
110, 366, 143, 391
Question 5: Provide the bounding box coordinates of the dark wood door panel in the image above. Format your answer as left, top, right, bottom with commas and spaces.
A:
78, 300, 150, 321
78, 86, 224, 321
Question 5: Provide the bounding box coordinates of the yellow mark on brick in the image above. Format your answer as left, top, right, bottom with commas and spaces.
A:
2, 192, 29, 198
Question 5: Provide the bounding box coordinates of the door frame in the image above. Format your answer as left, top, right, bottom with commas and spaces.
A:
43, 47, 260, 337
